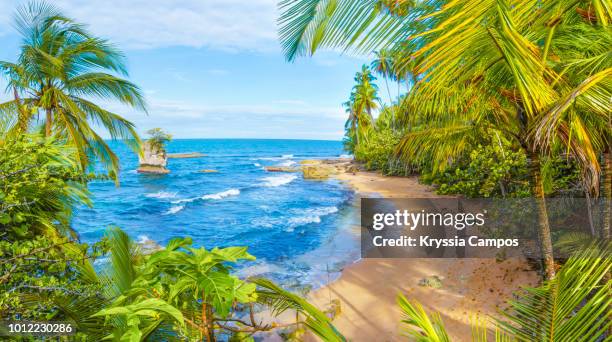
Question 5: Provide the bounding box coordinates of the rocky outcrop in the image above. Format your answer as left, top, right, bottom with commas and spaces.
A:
198, 169, 219, 173
301, 158, 356, 179
167, 152, 206, 159
299, 159, 323, 165
302, 165, 335, 179
265, 166, 300, 172
137, 236, 164, 254
137, 141, 169, 174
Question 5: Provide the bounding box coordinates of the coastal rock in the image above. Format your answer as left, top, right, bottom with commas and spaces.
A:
137, 236, 164, 254
265, 166, 300, 172
137, 141, 169, 174
302, 165, 335, 179
167, 152, 206, 159
198, 169, 219, 173
299, 159, 323, 165
345, 164, 359, 173
418, 275, 443, 288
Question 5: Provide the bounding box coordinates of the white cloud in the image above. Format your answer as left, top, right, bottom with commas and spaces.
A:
0, 0, 280, 51
108, 97, 347, 139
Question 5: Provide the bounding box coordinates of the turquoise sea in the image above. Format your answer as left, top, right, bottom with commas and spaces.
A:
73, 139, 359, 288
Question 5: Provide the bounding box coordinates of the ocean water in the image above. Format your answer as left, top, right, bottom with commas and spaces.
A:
73, 139, 359, 288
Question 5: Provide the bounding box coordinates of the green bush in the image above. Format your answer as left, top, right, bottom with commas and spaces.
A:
421, 142, 531, 198
0, 134, 106, 321
353, 127, 412, 176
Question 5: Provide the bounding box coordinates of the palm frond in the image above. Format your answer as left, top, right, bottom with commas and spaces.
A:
497, 245, 612, 341
397, 293, 451, 342
252, 277, 346, 341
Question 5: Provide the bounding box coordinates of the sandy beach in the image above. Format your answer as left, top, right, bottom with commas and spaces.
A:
306, 171, 539, 341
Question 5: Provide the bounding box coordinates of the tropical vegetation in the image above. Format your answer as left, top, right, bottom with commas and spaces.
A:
0, 1, 146, 180
279, 0, 610, 339
145, 128, 172, 154
0, 2, 344, 341
1, 0, 610, 340
279, 0, 611, 280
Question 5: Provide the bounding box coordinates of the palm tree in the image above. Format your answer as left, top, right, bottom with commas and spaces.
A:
342, 66, 380, 152
145, 128, 172, 154
352, 65, 379, 126
277, 0, 612, 279
0, 1, 147, 179
371, 49, 394, 104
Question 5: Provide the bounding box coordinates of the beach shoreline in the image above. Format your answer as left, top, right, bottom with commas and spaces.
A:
305, 169, 539, 341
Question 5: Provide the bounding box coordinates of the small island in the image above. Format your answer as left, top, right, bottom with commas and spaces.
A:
137, 128, 172, 174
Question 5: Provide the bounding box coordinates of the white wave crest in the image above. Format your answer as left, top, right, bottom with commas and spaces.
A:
201, 189, 240, 200
286, 206, 339, 231
253, 163, 261, 167
262, 174, 297, 187
164, 205, 185, 215
254, 154, 294, 161
137, 235, 152, 244
171, 189, 240, 204
145, 191, 177, 199
278, 160, 297, 167
339, 154, 353, 159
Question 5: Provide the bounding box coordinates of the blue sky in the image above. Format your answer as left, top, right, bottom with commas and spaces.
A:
0, 0, 371, 140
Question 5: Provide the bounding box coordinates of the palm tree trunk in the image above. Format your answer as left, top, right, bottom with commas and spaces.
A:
529, 151, 556, 280
384, 77, 392, 105
45, 108, 52, 136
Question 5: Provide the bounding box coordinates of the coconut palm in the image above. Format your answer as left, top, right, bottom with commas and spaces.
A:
0, 1, 146, 179
371, 49, 394, 104
277, 0, 612, 279
352, 65, 380, 125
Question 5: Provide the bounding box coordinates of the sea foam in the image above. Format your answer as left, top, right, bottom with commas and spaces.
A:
262, 174, 297, 187
164, 205, 185, 215
172, 189, 241, 204
254, 154, 294, 161
145, 191, 177, 199
286, 206, 339, 231
201, 189, 240, 200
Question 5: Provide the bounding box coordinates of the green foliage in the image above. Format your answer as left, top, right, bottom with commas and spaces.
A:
79, 228, 343, 341
145, 128, 172, 154
0, 134, 106, 322
397, 293, 450, 342
0, 1, 147, 179
421, 142, 531, 198
354, 126, 411, 176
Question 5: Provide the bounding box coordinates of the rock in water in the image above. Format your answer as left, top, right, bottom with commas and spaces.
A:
265, 166, 300, 172
198, 169, 219, 173
302, 165, 335, 179
167, 152, 206, 159
137, 141, 170, 174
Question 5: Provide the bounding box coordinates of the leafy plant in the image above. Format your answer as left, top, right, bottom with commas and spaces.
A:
74, 228, 344, 341
0, 133, 106, 324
